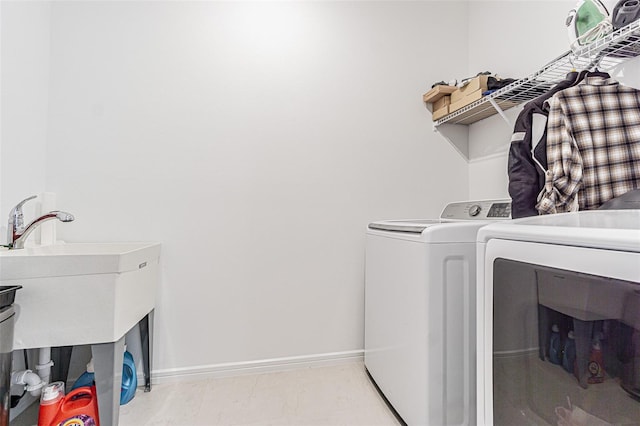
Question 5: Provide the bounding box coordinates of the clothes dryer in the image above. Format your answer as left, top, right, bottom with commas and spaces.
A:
364, 199, 511, 426
476, 210, 640, 426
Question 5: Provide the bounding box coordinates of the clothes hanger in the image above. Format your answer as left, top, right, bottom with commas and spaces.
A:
586, 68, 611, 78
570, 69, 589, 86
566, 70, 579, 81
584, 53, 610, 78
564, 59, 587, 86
563, 57, 590, 86
565, 57, 578, 81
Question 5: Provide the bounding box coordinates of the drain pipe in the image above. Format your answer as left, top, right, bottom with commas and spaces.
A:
11, 370, 45, 397
35, 347, 54, 386
11, 347, 54, 397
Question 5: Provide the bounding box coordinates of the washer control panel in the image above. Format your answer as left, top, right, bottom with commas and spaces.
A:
440, 199, 511, 221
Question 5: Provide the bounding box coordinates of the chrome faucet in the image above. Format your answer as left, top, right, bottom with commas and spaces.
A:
6, 195, 75, 249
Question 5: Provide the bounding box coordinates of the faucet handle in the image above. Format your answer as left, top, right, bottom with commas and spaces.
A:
12, 195, 37, 208
9, 195, 37, 228
10, 195, 37, 216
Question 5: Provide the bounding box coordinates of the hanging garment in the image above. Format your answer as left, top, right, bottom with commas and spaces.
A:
536, 75, 640, 214
508, 71, 589, 218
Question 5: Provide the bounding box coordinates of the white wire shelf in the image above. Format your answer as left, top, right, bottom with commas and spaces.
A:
433, 19, 640, 127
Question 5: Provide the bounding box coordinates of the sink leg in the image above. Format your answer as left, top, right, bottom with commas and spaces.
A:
92, 337, 125, 426
51, 346, 73, 384
138, 311, 152, 392
573, 318, 594, 389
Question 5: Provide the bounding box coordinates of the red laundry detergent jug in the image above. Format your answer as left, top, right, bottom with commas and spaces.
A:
38, 381, 100, 426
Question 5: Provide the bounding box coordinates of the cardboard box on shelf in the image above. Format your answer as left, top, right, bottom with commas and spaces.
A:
433, 95, 451, 112
422, 85, 457, 104
449, 89, 484, 113
432, 105, 449, 121
450, 75, 490, 103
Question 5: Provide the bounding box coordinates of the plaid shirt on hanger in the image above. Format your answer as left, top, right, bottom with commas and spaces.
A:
536, 76, 640, 214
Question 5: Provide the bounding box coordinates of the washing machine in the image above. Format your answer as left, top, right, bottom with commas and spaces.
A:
476, 210, 640, 426
364, 199, 511, 426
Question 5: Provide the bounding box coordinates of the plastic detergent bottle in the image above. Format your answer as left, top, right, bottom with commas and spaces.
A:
38, 381, 64, 426
38, 381, 100, 426
72, 359, 95, 391
549, 324, 562, 365
588, 338, 606, 384
120, 350, 137, 405
72, 350, 137, 405
562, 330, 577, 376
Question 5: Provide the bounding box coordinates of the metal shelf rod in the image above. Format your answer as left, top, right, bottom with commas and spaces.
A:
432, 20, 640, 128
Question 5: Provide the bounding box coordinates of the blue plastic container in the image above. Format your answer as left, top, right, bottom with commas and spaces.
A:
71, 350, 137, 405
71, 370, 95, 390
71, 359, 95, 391
549, 324, 562, 365
120, 350, 137, 405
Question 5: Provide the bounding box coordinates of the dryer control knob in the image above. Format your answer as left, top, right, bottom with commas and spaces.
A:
469, 205, 482, 217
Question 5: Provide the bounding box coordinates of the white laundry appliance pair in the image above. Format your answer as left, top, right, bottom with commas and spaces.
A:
476, 209, 640, 426
364, 199, 511, 426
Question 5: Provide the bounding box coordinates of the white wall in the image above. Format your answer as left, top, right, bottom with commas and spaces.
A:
29, 1, 468, 375
467, 0, 575, 199
0, 1, 51, 232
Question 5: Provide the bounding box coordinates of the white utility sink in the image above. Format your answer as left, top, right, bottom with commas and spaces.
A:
0, 242, 160, 349
0, 242, 160, 280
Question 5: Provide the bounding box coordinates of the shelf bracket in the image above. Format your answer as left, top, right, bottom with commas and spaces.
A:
487, 97, 512, 128
433, 122, 469, 161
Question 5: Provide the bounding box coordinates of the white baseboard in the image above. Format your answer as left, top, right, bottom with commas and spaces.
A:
150, 350, 364, 385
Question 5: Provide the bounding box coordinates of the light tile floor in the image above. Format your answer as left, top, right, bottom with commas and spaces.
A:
493, 352, 640, 425
13, 362, 402, 426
